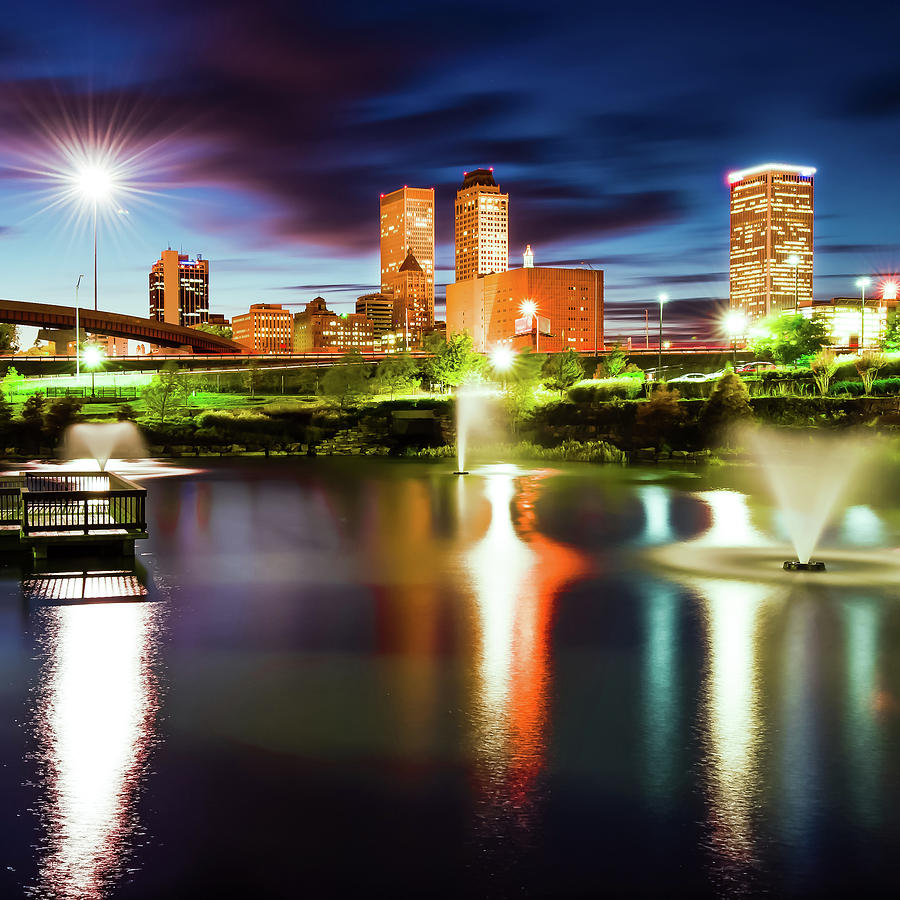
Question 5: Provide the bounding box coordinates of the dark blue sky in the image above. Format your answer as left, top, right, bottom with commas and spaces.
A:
0, 0, 898, 340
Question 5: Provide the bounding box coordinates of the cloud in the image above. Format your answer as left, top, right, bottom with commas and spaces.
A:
839, 66, 900, 119
817, 243, 897, 255
277, 283, 377, 294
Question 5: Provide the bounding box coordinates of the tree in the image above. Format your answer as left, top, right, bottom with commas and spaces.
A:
116, 403, 138, 422
748, 313, 831, 365
0, 325, 18, 355
698, 371, 753, 447
880, 317, 900, 353
502, 349, 545, 433
542, 349, 584, 396
193, 323, 234, 339
44, 396, 83, 445
374, 352, 419, 399
855, 351, 885, 395
635, 387, 685, 450
810, 349, 838, 396
0, 390, 12, 429
243, 360, 261, 397
2, 366, 23, 400
21, 392, 47, 450
322, 349, 369, 407
605, 344, 628, 378
423, 333, 484, 391
141, 364, 188, 422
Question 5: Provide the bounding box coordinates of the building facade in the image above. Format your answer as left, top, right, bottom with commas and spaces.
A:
729, 163, 815, 321
798, 297, 889, 350
383, 250, 430, 348
356, 293, 394, 341
454, 169, 509, 282
232, 304, 293, 353
446, 265, 603, 353
293, 297, 374, 352
380, 186, 434, 314
149, 249, 210, 327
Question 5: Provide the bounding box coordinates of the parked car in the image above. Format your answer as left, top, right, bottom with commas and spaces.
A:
667, 372, 711, 383
736, 361, 777, 373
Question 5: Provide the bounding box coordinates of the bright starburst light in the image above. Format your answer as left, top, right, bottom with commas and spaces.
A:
490, 346, 515, 371
519, 300, 537, 319
882, 280, 898, 301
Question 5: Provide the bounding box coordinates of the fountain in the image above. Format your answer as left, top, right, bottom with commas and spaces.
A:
62, 422, 147, 471
749, 430, 868, 571
454, 383, 485, 475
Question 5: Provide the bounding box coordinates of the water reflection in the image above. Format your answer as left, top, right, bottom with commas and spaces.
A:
642, 581, 680, 812
29, 600, 162, 899
463, 466, 585, 829
697, 577, 773, 874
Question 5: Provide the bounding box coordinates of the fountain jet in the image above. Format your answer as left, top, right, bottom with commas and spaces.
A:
62, 422, 147, 471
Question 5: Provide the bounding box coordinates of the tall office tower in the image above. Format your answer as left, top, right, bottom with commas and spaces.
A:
729, 163, 815, 321
454, 168, 509, 282
380, 186, 434, 318
384, 251, 429, 346
149, 249, 210, 327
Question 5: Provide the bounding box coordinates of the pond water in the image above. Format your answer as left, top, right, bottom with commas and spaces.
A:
2, 456, 900, 898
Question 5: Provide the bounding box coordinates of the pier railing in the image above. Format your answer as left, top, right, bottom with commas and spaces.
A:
0, 477, 24, 527
20, 471, 147, 536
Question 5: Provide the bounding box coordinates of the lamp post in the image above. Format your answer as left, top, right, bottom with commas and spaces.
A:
75, 274, 86, 380
657, 293, 668, 380
857, 277, 871, 351
83, 344, 105, 397
73, 165, 115, 313
519, 300, 538, 352
724, 309, 748, 369
787, 254, 801, 312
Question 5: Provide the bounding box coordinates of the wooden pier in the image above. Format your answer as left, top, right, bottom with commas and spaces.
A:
0, 471, 148, 559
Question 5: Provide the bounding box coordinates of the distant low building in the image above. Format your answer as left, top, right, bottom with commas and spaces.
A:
232, 304, 293, 353
798, 297, 891, 349
356, 293, 394, 341
446, 259, 603, 353
293, 297, 374, 352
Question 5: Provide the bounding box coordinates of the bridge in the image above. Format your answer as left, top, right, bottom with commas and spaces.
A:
0, 299, 244, 354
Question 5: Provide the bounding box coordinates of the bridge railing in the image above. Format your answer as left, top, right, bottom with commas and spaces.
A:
21, 471, 146, 536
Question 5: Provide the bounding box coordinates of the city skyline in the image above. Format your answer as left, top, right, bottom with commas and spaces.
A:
0, 0, 897, 343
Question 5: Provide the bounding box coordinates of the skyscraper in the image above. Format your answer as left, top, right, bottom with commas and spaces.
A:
149, 249, 210, 327
380, 187, 434, 317
454, 168, 509, 282
729, 163, 815, 321
384, 250, 430, 347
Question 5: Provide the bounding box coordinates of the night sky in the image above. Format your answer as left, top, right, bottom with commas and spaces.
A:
0, 0, 898, 342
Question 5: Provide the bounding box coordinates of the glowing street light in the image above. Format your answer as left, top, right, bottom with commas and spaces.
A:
519, 300, 540, 352
83, 343, 105, 397
657, 293, 669, 379
882, 280, 898, 302
786, 254, 801, 312
856, 276, 871, 351
723, 309, 748, 368
72, 160, 119, 313
490, 345, 515, 372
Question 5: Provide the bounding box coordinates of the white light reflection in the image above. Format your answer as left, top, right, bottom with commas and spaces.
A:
638, 484, 675, 545
840, 505, 885, 547
692, 490, 766, 547
699, 577, 773, 870
642, 582, 680, 812
31, 600, 161, 898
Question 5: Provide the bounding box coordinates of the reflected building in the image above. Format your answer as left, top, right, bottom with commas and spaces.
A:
28, 601, 162, 898
462, 467, 586, 828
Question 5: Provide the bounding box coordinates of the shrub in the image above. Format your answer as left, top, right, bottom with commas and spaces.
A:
698, 372, 753, 447
635, 387, 684, 449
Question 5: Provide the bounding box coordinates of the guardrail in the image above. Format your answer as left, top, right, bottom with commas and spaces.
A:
20, 471, 146, 536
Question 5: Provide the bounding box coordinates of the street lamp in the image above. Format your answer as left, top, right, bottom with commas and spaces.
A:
657, 293, 668, 380
519, 300, 539, 352
74, 274, 86, 380
856, 277, 871, 351
787, 254, 801, 312
74, 163, 117, 312
490, 345, 515, 372
724, 309, 748, 368
83, 343, 105, 397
